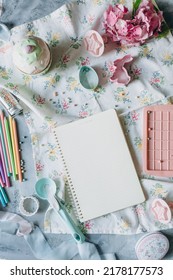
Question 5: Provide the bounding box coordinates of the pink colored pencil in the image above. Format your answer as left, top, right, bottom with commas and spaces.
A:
0, 138, 10, 187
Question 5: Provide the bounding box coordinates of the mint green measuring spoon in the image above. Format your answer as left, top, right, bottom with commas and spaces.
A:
35, 178, 85, 244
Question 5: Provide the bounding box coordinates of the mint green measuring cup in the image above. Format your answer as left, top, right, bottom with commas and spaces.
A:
35, 178, 85, 244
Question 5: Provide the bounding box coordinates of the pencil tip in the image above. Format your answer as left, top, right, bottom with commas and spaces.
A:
0, 110, 4, 118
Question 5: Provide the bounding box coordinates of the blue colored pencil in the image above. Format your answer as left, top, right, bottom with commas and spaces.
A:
0, 185, 9, 204
0, 189, 6, 207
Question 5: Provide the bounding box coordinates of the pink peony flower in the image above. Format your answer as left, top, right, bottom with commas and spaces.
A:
104, 4, 128, 27
110, 54, 133, 85
103, 0, 163, 46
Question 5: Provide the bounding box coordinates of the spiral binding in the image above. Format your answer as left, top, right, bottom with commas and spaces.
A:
53, 129, 84, 220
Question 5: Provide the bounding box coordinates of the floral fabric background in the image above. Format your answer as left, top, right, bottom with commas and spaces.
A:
1, 0, 173, 234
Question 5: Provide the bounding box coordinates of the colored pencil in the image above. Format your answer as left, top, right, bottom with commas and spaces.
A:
4, 117, 16, 181
9, 116, 18, 176
0, 138, 10, 187
0, 155, 6, 183
0, 185, 9, 204
0, 188, 6, 207
12, 118, 23, 182
0, 174, 5, 187
0, 120, 9, 176
0, 111, 12, 174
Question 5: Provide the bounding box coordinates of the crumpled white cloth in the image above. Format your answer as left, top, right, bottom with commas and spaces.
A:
0, 211, 33, 236
1, 0, 173, 235
0, 211, 116, 260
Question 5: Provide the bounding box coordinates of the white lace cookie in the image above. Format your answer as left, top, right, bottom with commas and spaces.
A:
19, 196, 39, 217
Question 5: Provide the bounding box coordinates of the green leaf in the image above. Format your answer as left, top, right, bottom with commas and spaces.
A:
132, 0, 142, 16
157, 21, 171, 39
151, 0, 160, 12
55, 75, 61, 82
73, 44, 80, 49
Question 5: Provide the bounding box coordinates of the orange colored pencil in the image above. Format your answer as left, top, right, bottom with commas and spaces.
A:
12, 118, 23, 182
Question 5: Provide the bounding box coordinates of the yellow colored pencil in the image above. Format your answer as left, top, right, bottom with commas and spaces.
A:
9, 116, 18, 175
0, 111, 12, 174
12, 118, 23, 182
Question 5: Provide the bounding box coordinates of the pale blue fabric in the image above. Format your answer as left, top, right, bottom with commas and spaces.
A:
25, 226, 105, 260
0, 211, 116, 260
24, 226, 79, 260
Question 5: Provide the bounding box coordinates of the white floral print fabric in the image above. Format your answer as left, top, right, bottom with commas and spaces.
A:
1, 0, 173, 234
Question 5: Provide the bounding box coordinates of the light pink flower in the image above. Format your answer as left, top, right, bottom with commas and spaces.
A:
81, 57, 90, 66
62, 99, 69, 110
107, 61, 116, 73
131, 111, 139, 121
133, 66, 142, 76
103, 0, 163, 46
79, 111, 89, 118
84, 221, 93, 230
135, 206, 144, 216
62, 54, 70, 64
110, 54, 133, 85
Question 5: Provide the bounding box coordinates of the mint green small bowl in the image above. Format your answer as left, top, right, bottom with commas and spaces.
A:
79, 66, 99, 90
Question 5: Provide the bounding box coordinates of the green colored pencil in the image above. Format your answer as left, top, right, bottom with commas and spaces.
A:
0, 120, 9, 176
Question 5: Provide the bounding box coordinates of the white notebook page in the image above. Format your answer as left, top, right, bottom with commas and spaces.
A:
56, 109, 145, 222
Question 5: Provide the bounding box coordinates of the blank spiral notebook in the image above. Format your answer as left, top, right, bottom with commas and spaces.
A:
54, 109, 145, 222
